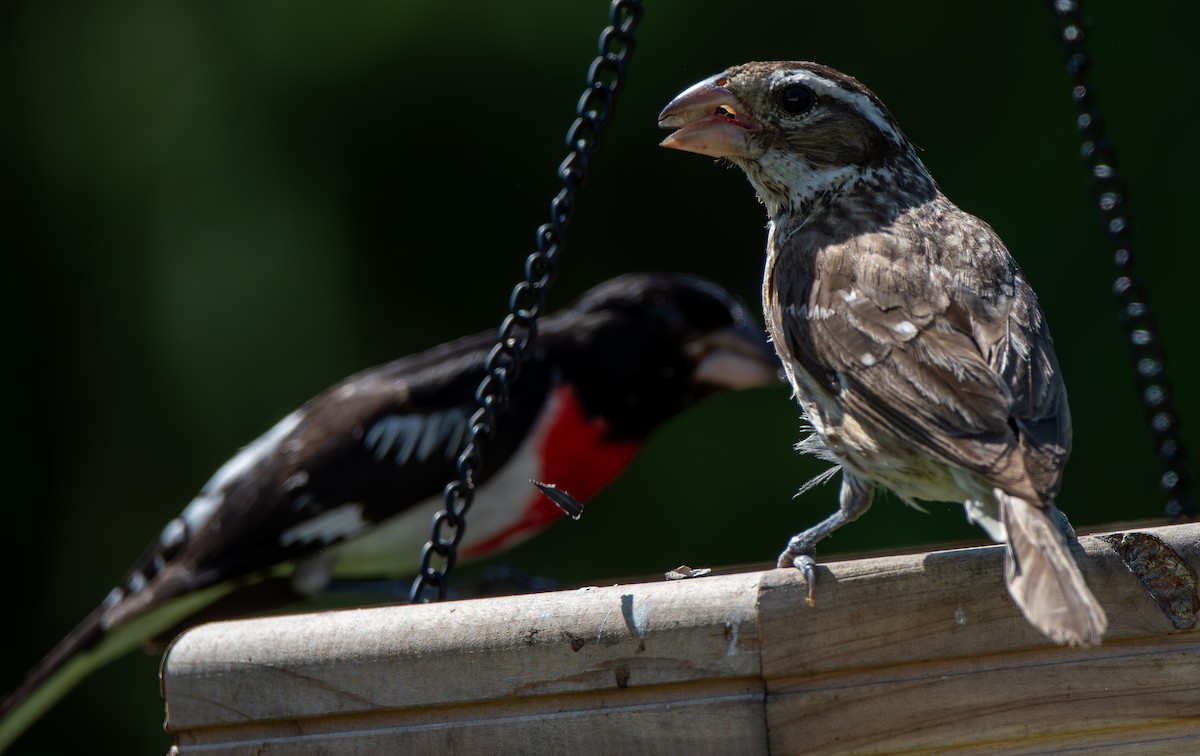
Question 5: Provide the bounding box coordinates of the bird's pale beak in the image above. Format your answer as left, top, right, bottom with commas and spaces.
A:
688, 324, 781, 390
658, 75, 759, 159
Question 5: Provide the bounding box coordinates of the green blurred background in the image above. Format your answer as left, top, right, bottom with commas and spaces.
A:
3, 1, 1198, 752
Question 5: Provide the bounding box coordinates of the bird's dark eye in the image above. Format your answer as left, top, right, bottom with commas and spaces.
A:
778, 84, 815, 115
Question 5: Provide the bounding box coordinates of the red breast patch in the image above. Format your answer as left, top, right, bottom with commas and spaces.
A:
461, 383, 640, 558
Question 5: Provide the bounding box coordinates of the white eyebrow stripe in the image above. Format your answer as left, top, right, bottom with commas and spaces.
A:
766, 68, 903, 145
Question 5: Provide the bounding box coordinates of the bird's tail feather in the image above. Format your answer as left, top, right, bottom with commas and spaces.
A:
998, 489, 1107, 647
0, 604, 123, 752
0, 583, 230, 752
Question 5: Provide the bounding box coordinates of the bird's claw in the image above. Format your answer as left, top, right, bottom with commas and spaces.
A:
777, 539, 818, 607
796, 554, 817, 607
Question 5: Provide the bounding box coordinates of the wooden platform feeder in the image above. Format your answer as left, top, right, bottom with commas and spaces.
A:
161, 521, 1200, 754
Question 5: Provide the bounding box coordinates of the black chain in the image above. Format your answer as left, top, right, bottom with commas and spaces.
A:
409, 0, 645, 603
1050, 0, 1196, 521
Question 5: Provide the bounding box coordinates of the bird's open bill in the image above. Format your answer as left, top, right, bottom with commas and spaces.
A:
658, 75, 758, 159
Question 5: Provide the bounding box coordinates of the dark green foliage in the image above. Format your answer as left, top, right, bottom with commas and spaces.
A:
3, 2, 1198, 753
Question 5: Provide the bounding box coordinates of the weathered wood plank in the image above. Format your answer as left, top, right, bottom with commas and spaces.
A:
757, 528, 1195, 678
164, 571, 768, 753
170, 681, 767, 755
161, 523, 1200, 754
764, 633, 1200, 753
758, 522, 1200, 753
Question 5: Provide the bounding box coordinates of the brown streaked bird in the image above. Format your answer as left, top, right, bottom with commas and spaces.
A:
658, 61, 1107, 646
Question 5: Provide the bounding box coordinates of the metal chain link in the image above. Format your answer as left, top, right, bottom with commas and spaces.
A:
409, 0, 645, 603
1050, 0, 1196, 520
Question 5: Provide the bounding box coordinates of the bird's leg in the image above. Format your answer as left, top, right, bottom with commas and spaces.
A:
778, 473, 874, 606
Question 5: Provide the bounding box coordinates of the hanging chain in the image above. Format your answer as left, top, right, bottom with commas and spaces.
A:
1050, 0, 1196, 521
409, 0, 645, 603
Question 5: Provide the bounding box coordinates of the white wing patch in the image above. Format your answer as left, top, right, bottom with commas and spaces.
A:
892, 320, 918, 337
179, 410, 305, 536
284, 470, 309, 492
786, 302, 835, 320
179, 495, 220, 537
279, 503, 367, 548
329, 387, 568, 578
364, 408, 468, 466
158, 518, 186, 552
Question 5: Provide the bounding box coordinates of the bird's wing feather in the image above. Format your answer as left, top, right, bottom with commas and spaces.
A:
0, 341, 554, 750
772, 208, 1068, 501
106, 337, 551, 626
984, 273, 1073, 498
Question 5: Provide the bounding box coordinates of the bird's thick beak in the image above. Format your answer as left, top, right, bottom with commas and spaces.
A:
658, 74, 759, 159
688, 324, 781, 390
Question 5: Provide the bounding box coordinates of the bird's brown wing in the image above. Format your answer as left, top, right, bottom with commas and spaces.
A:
770, 212, 1069, 503
985, 269, 1073, 500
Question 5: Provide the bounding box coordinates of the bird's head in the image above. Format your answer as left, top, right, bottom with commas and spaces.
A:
658, 62, 935, 219
549, 273, 781, 437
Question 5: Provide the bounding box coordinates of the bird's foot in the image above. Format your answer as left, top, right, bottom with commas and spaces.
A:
777, 536, 818, 607
775, 475, 873, 608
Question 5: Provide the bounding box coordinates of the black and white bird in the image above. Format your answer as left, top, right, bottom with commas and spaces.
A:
0, 272, 779, 750
659, 62, 1107, 646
